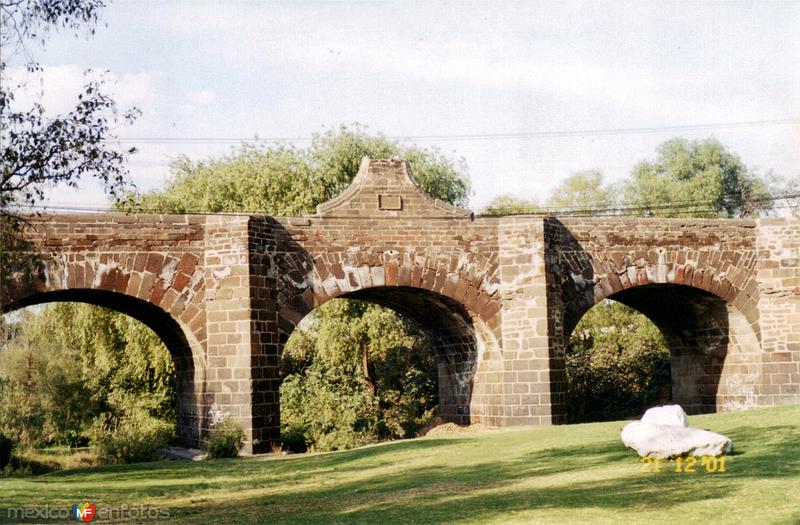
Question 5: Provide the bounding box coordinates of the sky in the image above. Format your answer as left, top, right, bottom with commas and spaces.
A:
7, 0, 800, 211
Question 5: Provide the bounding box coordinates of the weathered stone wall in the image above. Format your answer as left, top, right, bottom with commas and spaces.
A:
2, 159, 800, 453
267, 159, 506, 425
1, 213, 209, 446
755, 218, 800, 407
269, 212, 505, 424
246, 217, 282, 451
544, 217, 762, 414
202, 216, 261, 452
497, 218, 563, 424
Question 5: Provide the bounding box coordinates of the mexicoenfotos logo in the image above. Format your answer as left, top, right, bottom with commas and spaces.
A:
7, 502, 168, 521
71, 502, 96, 522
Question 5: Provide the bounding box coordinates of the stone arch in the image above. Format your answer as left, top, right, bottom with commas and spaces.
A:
560, 251, 760, 342
1, 251, 207, 343
270, 242, 503, 425
279, 284, 500, 425
558, 256, 762, 414
1, 253, 209, 447
274, 247, 502, 339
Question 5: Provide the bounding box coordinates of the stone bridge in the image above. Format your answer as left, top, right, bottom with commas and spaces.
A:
2, 158, 799, 453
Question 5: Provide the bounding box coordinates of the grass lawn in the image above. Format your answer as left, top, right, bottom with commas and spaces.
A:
1, 404, 798, 524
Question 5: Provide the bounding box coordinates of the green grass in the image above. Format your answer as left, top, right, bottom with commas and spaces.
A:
1, 405, 799, 524
11, 446, 98, 475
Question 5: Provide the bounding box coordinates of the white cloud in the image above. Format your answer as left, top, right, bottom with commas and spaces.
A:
188, 89, 216, 106
6, 64, 157, 116
26, 1, 799, 209
150, 3, 797, 129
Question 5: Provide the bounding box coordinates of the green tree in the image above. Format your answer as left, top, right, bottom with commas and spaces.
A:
546, 169, 615, 211
0, 308, 95, 445
0, 0, 138, 210
623, 137, 770, 218
481, 170, 614, 216
1, 0, 138, 283
481, 194, 542, 216
123, 124, 470, 214
566, 301, 671, 423
0, 303, 174, 447
280, 300, 438, 451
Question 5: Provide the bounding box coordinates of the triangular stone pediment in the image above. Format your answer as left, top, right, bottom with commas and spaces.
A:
315, 157, 473, 219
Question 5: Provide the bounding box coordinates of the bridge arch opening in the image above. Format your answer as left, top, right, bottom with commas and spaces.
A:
564, 299, 671, 423
564, 283, 761, 421
279, 286, 495, 449
1, 289, 207, 448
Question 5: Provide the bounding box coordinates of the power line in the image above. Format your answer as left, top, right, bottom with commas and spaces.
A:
480, 193, 800, 217
115, 117, 800, 145
482, 192, 800, 215
14, 192, 800, 218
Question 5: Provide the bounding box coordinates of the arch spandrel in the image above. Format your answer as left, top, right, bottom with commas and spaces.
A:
270, 246, 503, 344
1, 250, 208, 352
544, 217, 761, 341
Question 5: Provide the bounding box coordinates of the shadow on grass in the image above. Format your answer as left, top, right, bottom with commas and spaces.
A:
175, 424, 800, 523
1, 423, 797, 524
1, 438, 461, 500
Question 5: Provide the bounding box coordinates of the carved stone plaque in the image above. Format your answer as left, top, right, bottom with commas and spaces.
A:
378, 194, 402, 211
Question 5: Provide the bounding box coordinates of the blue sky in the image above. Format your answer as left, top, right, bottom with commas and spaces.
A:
9, 0, 800, 210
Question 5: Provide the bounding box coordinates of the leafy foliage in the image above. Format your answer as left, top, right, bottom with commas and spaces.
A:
0, 75, 139, 211
566, 301, 671, 423
1, 0, 138, 215
623, 137, 771, 218
482, 194, 542, 216
89, 407, 174, 464
482, 138, 780, 218
122, 124, 471, 214
0, 0, 107, 54
203, 417, 245, 459
0, 0, 138, 287
0, 304, 175, 448
546, 169, 615, 211
280, 300, 438, 451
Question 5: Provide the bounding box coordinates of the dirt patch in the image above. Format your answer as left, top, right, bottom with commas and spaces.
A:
417, 417, 494, 437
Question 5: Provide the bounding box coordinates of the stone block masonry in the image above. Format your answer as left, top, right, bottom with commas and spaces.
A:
2, 157, 798, 452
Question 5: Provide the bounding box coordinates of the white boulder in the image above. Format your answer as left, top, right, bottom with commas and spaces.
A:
640, 405, 688, 427
620, 404, 732, 458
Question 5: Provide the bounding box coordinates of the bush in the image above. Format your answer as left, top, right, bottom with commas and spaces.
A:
203, 417, 245, 459
279, 299, 439, 452
0, 433, 14, 470
60, 429, 89, 449
280, 423, 307, 453
0, 303, 176, 450
90, 410, 174, 464
280, 369, 380, 452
